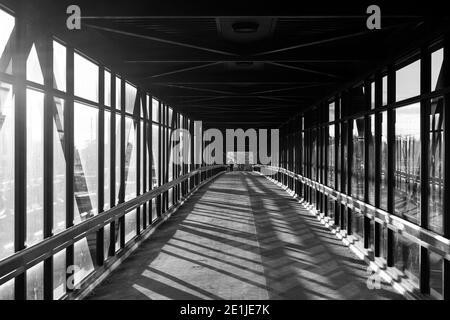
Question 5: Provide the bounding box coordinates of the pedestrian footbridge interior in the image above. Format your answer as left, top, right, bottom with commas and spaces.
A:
0, 0, 449, 301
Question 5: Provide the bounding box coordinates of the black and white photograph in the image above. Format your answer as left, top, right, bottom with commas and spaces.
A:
0, 0, 449, 311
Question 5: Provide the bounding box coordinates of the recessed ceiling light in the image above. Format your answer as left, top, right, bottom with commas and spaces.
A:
232, 21, 259, 33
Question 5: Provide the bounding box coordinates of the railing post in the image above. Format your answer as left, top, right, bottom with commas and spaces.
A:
420, 46, 431, 294
12, 5, 28, 300
442, 33, 450, 301
96, 66, 105, 267
386, 65, 395, 267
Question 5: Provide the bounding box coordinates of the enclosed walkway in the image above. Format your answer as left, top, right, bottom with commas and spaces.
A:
87, 172, 403, 300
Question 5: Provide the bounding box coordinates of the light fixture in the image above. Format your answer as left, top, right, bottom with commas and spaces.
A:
232, 21, 259, 33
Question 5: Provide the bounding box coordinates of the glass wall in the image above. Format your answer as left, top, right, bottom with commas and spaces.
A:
351, 118, 365, 200
396, 60, 420, 102
0, 9, 14, 75
428, 98, 444, 234
124, 117, 137, 242
73, 102, 98, 224
26, 89, 44, 247
272, 42, 448, 298
74, 53, 99, 103
380, 111, 388, 210
368, 115, 375, 205
0, 81, 14, 261
104, 111, 111, 210
429, 47, 445, 235
0, 4, 199, 300
53, 97, 66, 234
53, 41, 66, 92
328, 125, 335, 187
394, 103, 421, 224
152, 124, 159, 221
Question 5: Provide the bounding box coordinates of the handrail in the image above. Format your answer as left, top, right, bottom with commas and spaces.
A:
0, 165, 228, 285
257, 165, 450, 260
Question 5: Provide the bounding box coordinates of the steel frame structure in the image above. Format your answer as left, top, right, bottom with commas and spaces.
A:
260, 33, 450, 300
0, 3, 227, 300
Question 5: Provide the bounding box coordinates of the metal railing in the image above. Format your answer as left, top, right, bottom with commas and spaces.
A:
257, 165, 450, 261
0, 165, 228, 288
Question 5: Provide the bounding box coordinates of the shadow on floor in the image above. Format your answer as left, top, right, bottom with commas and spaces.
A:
86, 172, 404, 300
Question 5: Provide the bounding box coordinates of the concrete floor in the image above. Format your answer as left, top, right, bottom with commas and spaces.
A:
86, 172, 404, 300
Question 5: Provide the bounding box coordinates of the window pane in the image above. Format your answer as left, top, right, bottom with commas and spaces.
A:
125, 82, 137, 114
396, 60, 420, 102
352, 213, 364, 243
152, 124, 159, 188
328, 197, 335, 220
335, 127, 340, 191
329, 102, 335, 122
380, 111, 388, 210
168, 107, 173, 127
125, 210, 136, 243
168, 188, 173, 207
311, 129, 317, 180
371, 81, 375, 109
151, 198, 157, 222
428, 97, 444, 234
327, 125, 335, 187
187, 119, 191, 173
429, 251, 443, 297
394, 103, 421, 224
26, 89, 44, 247
125, 117, 137, 201
351, 118, 365, 200
53, 250, 66, 299
53, 97, 66, 235
104, 223, 110, 258
382, 76, 388, 106
74, 53, 99, 102
341, 123, 348, 193
26, 44, 44, 84
0, 278, 14, 300
431, 48, 444, 92
0, 81, 14, 261
104, 70, 111, 107
146, 95, 150, 119
168, 128, 173, 183
0, 9, 14, 73
73, 238, 95, 287
379, 225, 387, 260
145, 122, 150, 190
53, 41, 66, 92
152, 98, 159, 122
74, 103, 98, 224
115, 114, 121, 203
393, 233, 419, 287
140, 120, 144, 195
368, 115, 375, 205
115, 77, 121, 110
27, 261, 43, 300
104, 111, 111, 210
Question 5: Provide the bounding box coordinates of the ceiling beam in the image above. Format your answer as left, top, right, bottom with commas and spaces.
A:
142, 61, 222, 79
156, 83, 236, 95
124, 59, 362, 63
253, 27, 397, 56
152, 82, 325, 85
81, 15, 421, 19
266, 61, 344, 79
84, 23, 238, 56
250, 83, 335, 95
175, 104, 303, 107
